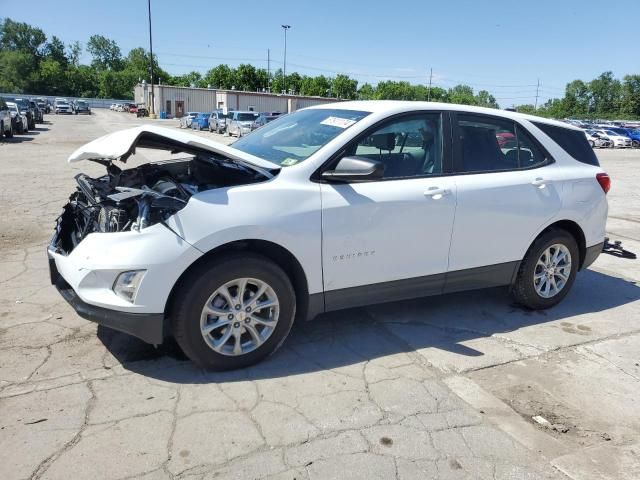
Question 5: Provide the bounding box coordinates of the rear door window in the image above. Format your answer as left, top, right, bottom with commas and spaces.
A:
455, 114, 549, 173
532, 122, 599, 166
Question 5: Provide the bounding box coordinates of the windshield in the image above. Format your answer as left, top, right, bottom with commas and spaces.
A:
237, 113, 257, 122
605, 130, 618, 135
232, 108, 370, 166
77, 101, 87, 106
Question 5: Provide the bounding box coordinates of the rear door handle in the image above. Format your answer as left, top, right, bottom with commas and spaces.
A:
531, 177, 551, 188
424, 186, 450, 199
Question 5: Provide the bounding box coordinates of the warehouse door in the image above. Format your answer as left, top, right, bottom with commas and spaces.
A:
176, 101, 184, 117
166, 100, 172, 116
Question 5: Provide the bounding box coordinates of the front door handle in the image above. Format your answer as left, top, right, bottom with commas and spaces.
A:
424, 186, 450, 199
531, 177, 551, 189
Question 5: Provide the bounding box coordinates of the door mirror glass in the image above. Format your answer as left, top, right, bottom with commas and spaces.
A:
322, 156, 384, 182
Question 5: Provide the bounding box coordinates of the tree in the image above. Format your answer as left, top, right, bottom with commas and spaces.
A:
589, 71, 621, 115
476, 90, 498, 108
621, 75, 640, 118
0, 18, 46, 56
67, 41, 82, 66
448, 84, 476, 105
358, 83, 375, 100
43, 35, 68, 66
332, 74, 358, 99
171, 71, 203, 87
515, 104, 537, 115
0, 50, 33, 92
203, 64, 234, 89
87, 34, 122, 71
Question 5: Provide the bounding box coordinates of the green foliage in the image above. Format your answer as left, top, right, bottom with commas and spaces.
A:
0, 17, 637, 119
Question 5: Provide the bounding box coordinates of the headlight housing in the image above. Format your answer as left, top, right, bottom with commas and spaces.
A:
113, 270, 146, 303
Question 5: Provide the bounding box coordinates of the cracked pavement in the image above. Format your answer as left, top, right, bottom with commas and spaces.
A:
1, 110, 639, 480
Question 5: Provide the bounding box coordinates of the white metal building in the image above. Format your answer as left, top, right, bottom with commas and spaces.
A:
134, 83, 337, 118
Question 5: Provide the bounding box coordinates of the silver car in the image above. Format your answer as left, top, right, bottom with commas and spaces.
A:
226, 111, 258, 137
208, 111, 227, 134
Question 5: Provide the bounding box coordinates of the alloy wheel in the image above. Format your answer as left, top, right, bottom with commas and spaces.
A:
533, 244, 572, 298
200, 277, 280, 356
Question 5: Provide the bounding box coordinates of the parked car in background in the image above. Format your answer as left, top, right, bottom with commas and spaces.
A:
179, 112, 199, 129
136, 105, 148, 117
115, 104, 126, 112
35, 97, 50, 114
606, 127, 640, 148
110, 104, 117, 110
54, 98, 73, 115
226, 110, 258, 136
30, 100, 44, 123
191, 112, 210, 131
6, 98, 36, 129
251, 111, 282, 130
0, 97, 14, 138
584, 130, 610, 148
595, 129, 632, 148
128, 104, 138, 114
208, 111, 227, 133
6, 101, 28, 134
74, 100, 91, 115
48, 102, 609, 369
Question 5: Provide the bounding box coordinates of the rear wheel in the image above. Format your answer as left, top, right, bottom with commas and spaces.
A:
512, 229, 579, 310
172, 253, 296, 370
5, 122, 13, 138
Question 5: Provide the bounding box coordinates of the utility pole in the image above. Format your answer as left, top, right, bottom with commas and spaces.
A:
147, 0, 156, 118
534, 78, 540, 111
267, 49, 271, 92
427, 67, 433, 101
281, 25, 291, 94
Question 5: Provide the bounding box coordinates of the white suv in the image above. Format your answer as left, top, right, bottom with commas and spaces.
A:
49, 102, 609, 369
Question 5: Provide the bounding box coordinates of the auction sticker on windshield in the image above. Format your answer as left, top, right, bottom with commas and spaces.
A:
320, 116, 357, 129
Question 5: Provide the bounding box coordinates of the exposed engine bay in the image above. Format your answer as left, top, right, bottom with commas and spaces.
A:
54, 155, 268, 254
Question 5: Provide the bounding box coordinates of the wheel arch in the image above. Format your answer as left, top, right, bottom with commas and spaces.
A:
164, 239, 318, 335
532, 219, 587, 270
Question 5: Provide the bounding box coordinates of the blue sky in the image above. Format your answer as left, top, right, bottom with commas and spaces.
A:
2, 0, 637, 106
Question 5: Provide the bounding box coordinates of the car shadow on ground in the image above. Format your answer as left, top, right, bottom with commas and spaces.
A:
99, 269, 640, 383
1, 135, 37, 143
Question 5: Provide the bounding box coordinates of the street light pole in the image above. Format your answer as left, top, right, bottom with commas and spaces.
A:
147, 0, 156, 118
281, 25, 290, 94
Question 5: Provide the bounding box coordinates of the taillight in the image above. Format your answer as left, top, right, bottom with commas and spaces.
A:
596, 172, 611, 194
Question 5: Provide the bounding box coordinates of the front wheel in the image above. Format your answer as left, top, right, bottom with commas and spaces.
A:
5, 123, 13, 138
172, 253, 296, 370
512, 229, 579, 310
633, 140, 640, 148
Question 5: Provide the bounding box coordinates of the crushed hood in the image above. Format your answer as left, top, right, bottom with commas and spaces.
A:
67, 125, 279, 170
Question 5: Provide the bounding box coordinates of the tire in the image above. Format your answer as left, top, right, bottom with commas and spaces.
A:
512, 229, 579, 310
5, 122, 13, 138
172, 253, 296, 370
0, 121, 4, 139
633, 140, 640, 148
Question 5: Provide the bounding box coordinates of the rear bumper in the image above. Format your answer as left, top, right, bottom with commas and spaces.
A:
49, 255, 165, 344
582, 241, 604, 270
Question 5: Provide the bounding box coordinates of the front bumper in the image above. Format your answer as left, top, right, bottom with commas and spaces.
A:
51, 265, 165, 344
47, 209, 203, 344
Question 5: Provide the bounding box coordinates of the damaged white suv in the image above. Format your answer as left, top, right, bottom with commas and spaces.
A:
49, 102, 609, 369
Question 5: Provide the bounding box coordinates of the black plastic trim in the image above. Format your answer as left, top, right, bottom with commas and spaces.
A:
443, 261, 519, 294
582, 242, 604, 270
324, 273, 445, 311
53, 276, 165, 345
320, 261, 520, 313
48, 252, 165, 345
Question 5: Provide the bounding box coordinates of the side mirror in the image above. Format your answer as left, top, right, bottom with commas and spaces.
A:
321, 156, 384, 182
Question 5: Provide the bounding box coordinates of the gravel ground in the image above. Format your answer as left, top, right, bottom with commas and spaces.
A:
0, 109, 638, 480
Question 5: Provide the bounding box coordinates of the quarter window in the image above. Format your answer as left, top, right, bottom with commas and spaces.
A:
350, 114, 443, 179
456, 115, 547, 172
